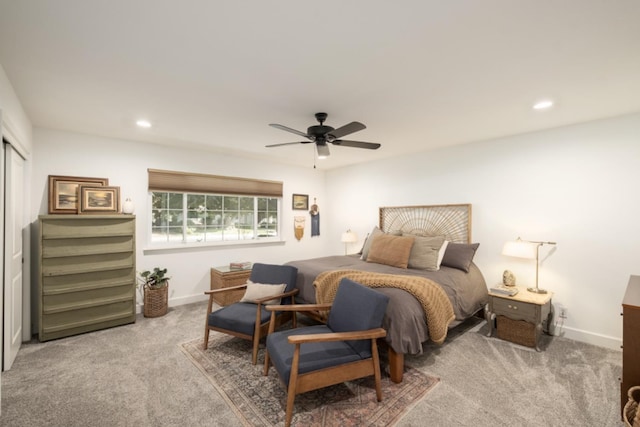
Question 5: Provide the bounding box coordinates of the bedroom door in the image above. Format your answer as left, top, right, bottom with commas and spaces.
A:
3, 141, 24, 371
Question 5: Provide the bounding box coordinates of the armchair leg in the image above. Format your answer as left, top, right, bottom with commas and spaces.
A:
285, 346, 301, 427
263, 350, 271, 376
252, 338, 259, 365
372, 340, 383, 401
203, 328, 210, 350
252, 306, 262, 365
204, 295, 214, 350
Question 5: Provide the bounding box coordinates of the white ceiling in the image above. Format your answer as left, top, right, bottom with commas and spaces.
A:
1, 1, 639, 169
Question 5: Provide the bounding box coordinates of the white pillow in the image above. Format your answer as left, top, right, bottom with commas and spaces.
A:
239, 281, 287, 305
437, 240, 449, 269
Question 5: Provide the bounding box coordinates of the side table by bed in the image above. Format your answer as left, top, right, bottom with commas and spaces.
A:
210, 266, 252, 306
485, 286, 553, 351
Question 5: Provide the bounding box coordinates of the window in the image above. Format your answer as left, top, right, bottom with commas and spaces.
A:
150, 192, 280, 244
147, 169, 283, 247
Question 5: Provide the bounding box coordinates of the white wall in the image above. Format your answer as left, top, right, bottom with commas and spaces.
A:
325, 113, 640, 349
30, 113, 640, 349
31, 129, 329, 308
0, 64, 32, 156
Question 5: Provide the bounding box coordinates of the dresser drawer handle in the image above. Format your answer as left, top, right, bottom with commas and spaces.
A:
507, 304, 518, 310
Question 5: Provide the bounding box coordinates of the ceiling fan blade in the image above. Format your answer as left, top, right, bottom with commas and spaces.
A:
269, 123, 311, 139
331, 140, 381, 150
316, 142, 331, 158
327, 121, 366, 139
265, 141, 312, 148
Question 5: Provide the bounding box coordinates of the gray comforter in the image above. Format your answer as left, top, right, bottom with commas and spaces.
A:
285, 255, 488, 355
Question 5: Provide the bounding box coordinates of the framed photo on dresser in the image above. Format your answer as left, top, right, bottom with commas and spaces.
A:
78, 185, 120, 214
48, 175, 109, 214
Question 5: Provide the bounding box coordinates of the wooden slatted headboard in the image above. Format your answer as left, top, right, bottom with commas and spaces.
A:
379, 204, 472, 243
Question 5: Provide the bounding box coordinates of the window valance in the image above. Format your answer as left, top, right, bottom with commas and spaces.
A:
147, 169, 283, 197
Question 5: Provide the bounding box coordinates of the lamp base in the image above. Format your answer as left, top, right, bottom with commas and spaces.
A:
527, 287, 547, 294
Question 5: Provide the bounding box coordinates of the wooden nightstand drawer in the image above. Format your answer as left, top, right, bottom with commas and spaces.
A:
492, 297, 537, 322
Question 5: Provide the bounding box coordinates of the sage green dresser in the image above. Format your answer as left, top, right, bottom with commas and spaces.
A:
38, 215, 136, 341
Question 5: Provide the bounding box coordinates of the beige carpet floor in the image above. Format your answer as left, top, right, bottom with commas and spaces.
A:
0, 301, 623, 426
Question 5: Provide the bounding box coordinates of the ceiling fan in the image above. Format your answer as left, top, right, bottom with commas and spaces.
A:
266, 112, 381, 158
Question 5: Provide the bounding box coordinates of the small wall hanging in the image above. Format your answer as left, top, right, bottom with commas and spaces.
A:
309, 197, 320, 236
294, 216, 305, 241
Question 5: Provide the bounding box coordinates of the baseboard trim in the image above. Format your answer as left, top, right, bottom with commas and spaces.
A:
556, 325, 621, 351
136, 293, 208, 314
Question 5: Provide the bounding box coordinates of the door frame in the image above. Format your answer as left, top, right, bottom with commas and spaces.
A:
1, 114, 32, 370
3, 141, 25, 370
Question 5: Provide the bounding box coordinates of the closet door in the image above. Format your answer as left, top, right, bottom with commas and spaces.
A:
3, 143, 24, 371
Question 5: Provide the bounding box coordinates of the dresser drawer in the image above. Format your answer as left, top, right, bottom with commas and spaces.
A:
492, 297, 537, 322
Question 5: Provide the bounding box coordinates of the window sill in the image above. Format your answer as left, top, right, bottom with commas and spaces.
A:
143, 238, 286, 254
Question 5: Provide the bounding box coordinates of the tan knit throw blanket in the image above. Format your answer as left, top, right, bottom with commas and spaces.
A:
314, 270, 455, 344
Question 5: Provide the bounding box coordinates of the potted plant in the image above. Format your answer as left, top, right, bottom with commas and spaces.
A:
138, 267, 170, 318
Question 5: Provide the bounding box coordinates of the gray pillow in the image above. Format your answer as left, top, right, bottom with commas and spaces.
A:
360, 227, 384, 260
403, 234, 445, 270
441, 242, 479, 272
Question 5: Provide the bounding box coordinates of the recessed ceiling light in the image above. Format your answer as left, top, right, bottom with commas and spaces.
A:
532, 100, 554, 110
136, 119, 152, 128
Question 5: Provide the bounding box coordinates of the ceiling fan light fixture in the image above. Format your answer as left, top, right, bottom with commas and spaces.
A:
265, 112, 380, 164
316, 142, 330, 158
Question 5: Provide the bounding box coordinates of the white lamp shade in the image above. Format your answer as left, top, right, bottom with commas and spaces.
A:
341, 230, 358, 243
502, 240, 537, 259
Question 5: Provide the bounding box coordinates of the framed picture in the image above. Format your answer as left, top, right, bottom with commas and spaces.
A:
48, 175, 109, 214
292, 194, 309, 210
78, 186, 120, 214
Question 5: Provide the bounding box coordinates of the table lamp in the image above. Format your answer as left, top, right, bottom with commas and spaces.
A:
502, 237, 557, 294
341, 230, 358, 255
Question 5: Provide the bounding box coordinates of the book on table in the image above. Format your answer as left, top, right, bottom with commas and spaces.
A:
230, 261, 251, 270
490, 285, 519, 296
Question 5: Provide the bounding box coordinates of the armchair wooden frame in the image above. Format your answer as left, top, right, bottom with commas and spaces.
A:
203, 284, 299, 365
263, 304, 387, 427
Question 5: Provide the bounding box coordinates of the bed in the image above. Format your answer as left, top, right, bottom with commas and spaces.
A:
285, 204, 488, 383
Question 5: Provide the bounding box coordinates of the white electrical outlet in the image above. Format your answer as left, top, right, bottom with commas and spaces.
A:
557, 304, 568, 319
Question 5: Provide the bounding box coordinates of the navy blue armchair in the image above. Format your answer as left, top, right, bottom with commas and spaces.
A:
263, 278, 390, 427
204, 263, 298, 364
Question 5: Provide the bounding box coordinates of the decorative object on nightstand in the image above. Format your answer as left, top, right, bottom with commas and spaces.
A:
502, 270, 516, 287
341, 229, 358, 255
502, 237, 557, 294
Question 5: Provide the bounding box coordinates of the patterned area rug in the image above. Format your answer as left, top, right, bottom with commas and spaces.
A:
181, 335, 439, 427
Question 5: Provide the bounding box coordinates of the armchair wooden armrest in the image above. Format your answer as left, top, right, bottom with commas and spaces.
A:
254, 288, 299, 305
265, 302, 332, 312
204, 284, 249, 317
204, 283, 248, 295
288, 328, 386, 344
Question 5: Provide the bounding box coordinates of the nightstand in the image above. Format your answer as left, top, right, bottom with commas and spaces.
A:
210, 266, 252, 306
485, 286, 553, 351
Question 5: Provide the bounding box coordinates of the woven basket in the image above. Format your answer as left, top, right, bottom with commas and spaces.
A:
143, 284, 168, 318
624, 386, 640, 427
496, 315, 536, 348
